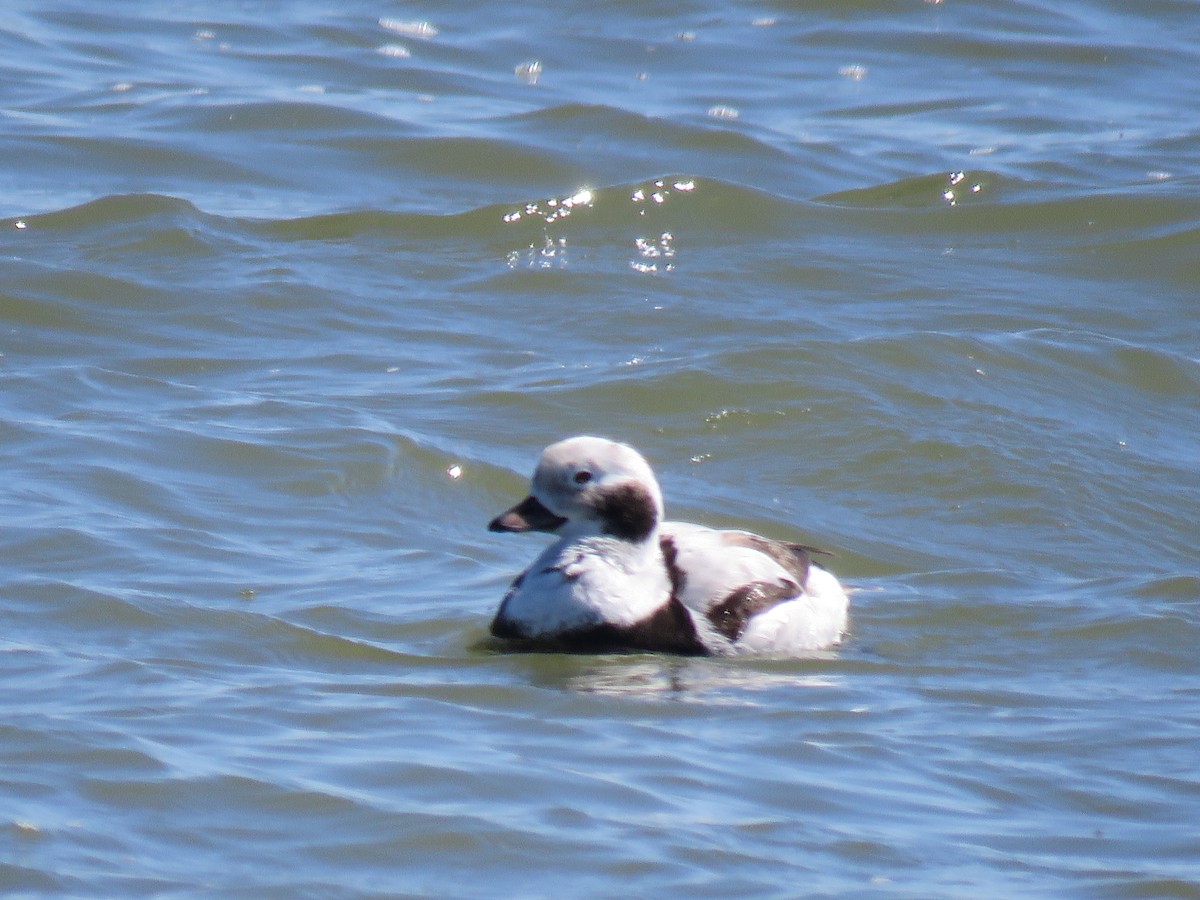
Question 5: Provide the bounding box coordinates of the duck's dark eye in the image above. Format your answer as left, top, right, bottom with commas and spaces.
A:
574, 470, 592, 484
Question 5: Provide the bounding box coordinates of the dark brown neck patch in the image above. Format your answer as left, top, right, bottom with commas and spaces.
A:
593, 481, 659, 542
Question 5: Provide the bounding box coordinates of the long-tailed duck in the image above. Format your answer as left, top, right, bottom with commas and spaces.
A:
488, 436, 849, 655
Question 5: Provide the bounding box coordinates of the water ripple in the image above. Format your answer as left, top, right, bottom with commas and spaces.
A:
3, 1, 1200, 895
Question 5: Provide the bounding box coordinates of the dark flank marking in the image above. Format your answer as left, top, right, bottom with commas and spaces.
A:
491, 599, 706, 655
552, 598, 706, 655
706, 580, 800, 642
593, 482, 658, 542
489, 611, 524, 640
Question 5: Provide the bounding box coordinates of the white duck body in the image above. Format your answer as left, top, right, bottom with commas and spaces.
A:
494, 532, 673, 637
488, 436, 849, 656
662, 522, 849, 653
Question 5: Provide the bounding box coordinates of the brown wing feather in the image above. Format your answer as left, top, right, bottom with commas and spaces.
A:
720, 532, 832, 589
706, 580, 801, 641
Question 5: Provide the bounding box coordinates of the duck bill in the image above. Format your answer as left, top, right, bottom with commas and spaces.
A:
488, 495, 567, 533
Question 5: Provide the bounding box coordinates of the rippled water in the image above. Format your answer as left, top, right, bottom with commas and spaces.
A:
2, 1, 1198, 895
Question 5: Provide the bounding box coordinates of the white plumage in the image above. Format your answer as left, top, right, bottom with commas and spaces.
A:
488, 436, 849, 655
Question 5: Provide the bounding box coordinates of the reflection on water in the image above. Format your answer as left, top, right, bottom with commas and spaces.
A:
490, 649, 848, 702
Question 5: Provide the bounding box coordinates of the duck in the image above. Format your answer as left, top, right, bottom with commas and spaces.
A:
487, 436, 849, 655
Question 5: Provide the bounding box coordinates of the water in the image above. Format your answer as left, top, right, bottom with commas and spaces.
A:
2, 1, 1198, 895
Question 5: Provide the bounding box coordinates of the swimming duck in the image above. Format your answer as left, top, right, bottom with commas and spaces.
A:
488, 436, 849, 655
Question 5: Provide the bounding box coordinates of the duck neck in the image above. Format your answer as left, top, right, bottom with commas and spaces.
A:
577, 525, 662, 572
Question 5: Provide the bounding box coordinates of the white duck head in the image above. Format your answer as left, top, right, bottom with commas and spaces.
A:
489, 436, 665, 542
